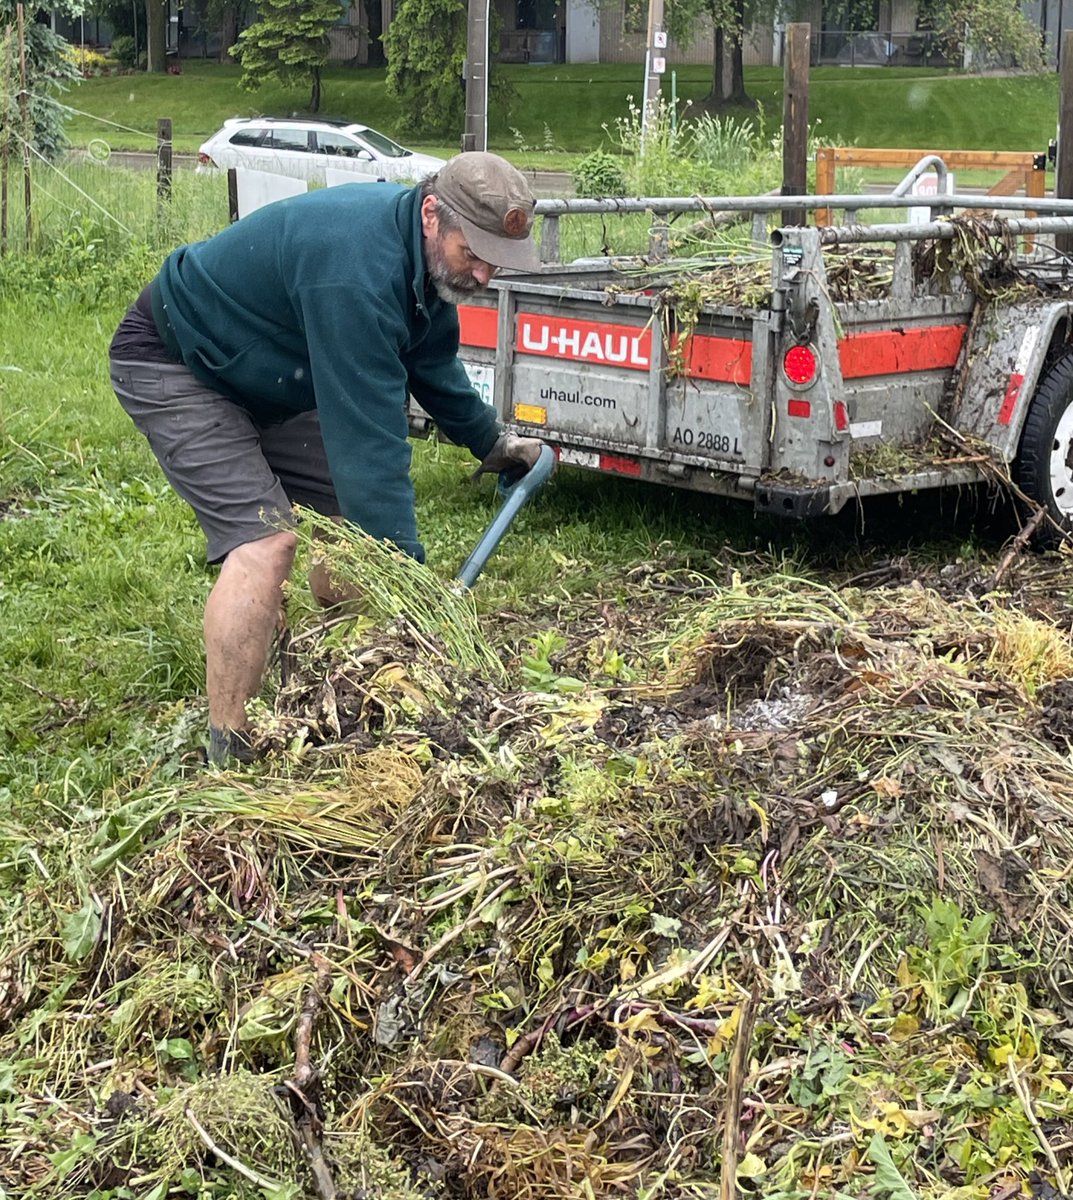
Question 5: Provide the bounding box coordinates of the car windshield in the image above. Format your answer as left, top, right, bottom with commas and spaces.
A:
351, 127, 409, 158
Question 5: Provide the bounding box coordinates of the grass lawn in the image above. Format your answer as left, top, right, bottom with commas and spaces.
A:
64, 60, 1061, 163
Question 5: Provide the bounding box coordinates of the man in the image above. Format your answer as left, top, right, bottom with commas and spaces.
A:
109, 151, 544, 765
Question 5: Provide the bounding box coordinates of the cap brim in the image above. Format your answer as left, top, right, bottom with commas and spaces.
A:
459, 213, 540, 272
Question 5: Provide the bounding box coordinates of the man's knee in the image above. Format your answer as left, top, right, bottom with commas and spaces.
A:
225, 529, 298, 584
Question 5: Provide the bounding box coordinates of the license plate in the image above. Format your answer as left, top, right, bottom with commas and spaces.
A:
463, 362, 495, 407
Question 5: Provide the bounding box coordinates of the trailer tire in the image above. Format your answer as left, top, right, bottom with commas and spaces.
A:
1014, 351, 1073, 548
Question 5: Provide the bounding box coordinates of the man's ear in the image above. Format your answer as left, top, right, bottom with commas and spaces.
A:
420, 194, 439, 238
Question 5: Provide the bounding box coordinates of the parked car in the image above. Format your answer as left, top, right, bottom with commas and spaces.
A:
196, 117, 447, 185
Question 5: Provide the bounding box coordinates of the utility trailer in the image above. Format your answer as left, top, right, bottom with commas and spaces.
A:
418, 174, 1073, 542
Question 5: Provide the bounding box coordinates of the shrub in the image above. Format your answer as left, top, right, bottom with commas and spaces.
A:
110, 35, 138, 69
572, 150, 628, 198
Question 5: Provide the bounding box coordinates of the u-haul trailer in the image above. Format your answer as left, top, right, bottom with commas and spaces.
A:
416, 180, 1073, 543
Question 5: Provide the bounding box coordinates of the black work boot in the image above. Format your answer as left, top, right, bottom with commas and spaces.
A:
207, 726, 260, 767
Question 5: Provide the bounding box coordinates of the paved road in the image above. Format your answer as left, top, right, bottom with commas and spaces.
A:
85, 149, 575, 197
83, 151, 1055, 203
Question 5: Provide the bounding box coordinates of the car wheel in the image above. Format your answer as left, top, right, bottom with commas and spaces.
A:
1014, 349, 1073, 547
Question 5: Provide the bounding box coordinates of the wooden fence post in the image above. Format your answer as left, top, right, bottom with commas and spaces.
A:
781, 22, 810, 228
16, 3, 31, 249
156, 118, 172, 203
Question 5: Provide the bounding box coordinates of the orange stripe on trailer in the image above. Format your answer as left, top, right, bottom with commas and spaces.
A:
458, 304, 497, 349
681, 333, 752, 384
838, 324, 967, 379
998, 373, 1025, 426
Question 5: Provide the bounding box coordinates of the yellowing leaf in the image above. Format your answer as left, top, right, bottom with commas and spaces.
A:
889, 1014, 920, 1042
735, 1153, 767, 1180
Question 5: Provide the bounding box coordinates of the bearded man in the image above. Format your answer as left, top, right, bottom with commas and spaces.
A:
109, 152, 543, 764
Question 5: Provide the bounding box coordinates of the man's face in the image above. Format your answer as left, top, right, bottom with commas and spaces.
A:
421, 197, 497, 304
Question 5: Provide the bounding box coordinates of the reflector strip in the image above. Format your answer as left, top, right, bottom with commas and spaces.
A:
599, 453, 642, 476
838, 324, 967, 378
997, 327, 1040, 426
681, 334, 752, 384
834, 400, 849, 432
514, 403, 548, 425
458, 304, 497, 349
788, 399, 812, 418
998, 374, 1025, 426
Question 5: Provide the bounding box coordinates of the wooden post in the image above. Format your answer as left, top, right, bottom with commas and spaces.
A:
781, 22, 809, 228
1057, 31, 1073, 255
1, 24, 11, 255
814, 146, 834, 226
227, 168, 239, 223
156, 118, 172, 202
16, 3, 31, 249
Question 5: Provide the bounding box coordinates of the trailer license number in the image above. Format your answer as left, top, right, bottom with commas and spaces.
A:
672, 427, 742, 455
463, 362, 495, 407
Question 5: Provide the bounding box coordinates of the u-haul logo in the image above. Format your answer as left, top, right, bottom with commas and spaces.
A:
516, 313, 652, 371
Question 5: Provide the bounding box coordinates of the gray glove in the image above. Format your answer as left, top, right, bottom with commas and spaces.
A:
473, 432, 546, 479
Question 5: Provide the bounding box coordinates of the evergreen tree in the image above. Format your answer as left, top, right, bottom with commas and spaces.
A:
0, 2, 80, 162
383, 0, 466, 140
232, 0, 344, 113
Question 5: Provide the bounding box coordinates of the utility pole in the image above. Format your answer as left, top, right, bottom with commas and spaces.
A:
462, 0, 490, 152
640, 0, 666, 145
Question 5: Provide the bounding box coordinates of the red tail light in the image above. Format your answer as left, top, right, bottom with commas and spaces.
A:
784, 344, 817, 386
198, 152, 216, 166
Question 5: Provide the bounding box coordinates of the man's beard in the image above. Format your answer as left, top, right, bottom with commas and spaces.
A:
426, 231, 484, 304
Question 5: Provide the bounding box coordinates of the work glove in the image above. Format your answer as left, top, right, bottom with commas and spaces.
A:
473, 432, 547, 485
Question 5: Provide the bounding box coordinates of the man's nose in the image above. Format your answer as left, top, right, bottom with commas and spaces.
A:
473, 261, 495, 286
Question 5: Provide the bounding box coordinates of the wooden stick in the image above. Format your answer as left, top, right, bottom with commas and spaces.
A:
290, 959, 337, 1200
720, 987, 760, 1200
991, 504, 1047, 587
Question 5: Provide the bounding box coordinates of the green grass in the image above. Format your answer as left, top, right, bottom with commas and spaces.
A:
61, 60, 1061, 161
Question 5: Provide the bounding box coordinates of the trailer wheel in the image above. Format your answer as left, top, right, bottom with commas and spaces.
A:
1014, 351, 1073, 548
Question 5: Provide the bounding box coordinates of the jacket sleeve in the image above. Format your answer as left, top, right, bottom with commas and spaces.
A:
404, 302, 501, 461
299, 283, 424, 561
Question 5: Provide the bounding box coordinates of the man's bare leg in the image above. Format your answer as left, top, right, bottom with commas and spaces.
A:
204, 530, 297, 733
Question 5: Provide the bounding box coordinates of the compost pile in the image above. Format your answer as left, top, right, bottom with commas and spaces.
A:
5, 536, 1073, 1200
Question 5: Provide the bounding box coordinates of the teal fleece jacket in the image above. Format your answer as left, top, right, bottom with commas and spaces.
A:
151, 182, 501, 560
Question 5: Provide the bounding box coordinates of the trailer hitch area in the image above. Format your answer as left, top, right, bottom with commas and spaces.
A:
754, 479, 834, 520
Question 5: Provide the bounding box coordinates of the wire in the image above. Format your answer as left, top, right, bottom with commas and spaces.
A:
9, 130, 133, 234
29, 94, 159, 144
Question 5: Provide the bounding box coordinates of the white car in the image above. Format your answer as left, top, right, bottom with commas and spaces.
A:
196, 117, 447, 185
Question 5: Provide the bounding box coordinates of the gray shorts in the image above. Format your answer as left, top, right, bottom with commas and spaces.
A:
110, 358, 340, 563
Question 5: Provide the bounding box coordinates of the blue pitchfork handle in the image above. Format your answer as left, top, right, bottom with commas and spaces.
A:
456, 444, 556, 589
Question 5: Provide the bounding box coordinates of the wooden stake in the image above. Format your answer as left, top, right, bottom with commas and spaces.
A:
15, 3, 30, 249
156, 117, 172, 202
719, 986, 760, 1200
1, 24, 11, 255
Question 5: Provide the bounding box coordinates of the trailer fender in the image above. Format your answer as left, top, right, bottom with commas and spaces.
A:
954, 298, 1073, 459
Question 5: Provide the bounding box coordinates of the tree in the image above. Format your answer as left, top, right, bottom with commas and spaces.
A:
0, 1, 80, 163
383, 0, 467, 140
146, 0, 167, 72
231, 0, 345, 113
665, 0, 765, 112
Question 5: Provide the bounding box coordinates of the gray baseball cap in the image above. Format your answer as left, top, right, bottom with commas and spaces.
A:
434, 152, 539, 271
